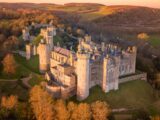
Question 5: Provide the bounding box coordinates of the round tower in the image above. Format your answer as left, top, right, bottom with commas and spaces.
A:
26, 44, 32, 60
39, 41, 50, 73
76, 52, 90, 101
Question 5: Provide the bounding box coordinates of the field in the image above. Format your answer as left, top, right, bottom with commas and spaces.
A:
70, 80, 160, 115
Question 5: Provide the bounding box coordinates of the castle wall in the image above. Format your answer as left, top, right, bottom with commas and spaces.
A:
89, 61, 103, 88
61, 86, 76, 99
102, 56, 119, 93
119, 73, 147, 84
51, 51, 71, 66
119, 47, 137, 76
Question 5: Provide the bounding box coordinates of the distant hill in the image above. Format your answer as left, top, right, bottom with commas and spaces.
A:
0, 3, 160, 33
93, 6, 160, 26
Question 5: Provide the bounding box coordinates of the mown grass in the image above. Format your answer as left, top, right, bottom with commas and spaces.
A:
149, 35, 160, 47
14, 54, 40, 74
69, 80, 160, 115
0, 54, 45, 85
14, 54, 46, 86
0, 81, 29, 101
0, 54, 46, 101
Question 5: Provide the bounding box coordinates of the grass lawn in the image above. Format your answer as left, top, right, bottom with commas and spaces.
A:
149, 35, 160, 47
69, 80, 160, 115
0, 54, 39, 79
0, 59, 30, 80
0, 54, 46, 104
0, 54, 46, 101
0, 81, 29, 101
14, 54, 40, 74
14, 54, 46, 86
29, 74, 46, 87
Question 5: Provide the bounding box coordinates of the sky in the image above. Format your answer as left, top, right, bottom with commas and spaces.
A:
0, 0, 160, 8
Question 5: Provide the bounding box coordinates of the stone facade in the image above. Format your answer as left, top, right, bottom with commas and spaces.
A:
38, 41, 50, 73
22, 27, 30, 41
43, 34, 137, 101
25, 44, 38, 60
40, 26, 56, 50
24, 24, 138, 101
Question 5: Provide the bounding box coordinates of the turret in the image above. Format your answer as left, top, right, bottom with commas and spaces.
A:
33, 45, 37, 56
26, 44, 32, 60
102, 55, 120, 92
131, 46, 137, 73
76, 52, 90, 101
22, 27, 30, 41
39, 39, 50, 73
85, 35, 91, 43
101, 42, 105, 52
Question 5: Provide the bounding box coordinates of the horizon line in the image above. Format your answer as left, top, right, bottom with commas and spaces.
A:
0, 2, 159, 9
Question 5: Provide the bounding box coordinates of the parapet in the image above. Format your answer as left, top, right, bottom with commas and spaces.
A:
77, 52, 90, 59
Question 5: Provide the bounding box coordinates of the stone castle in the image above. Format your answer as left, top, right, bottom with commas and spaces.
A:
25, 25, 137, 101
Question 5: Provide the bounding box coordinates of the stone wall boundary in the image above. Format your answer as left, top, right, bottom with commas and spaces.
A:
119, 72, 147, 84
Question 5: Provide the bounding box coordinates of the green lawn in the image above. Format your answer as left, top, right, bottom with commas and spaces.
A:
0, 54, 45, 84
0, 54, 46, 101
14, 54, 46, 86
0, 54, 39, 79
0, 60, 30, 80
149, 35, 160, 47
29, 74, 46, 86
0, 81, 29, 101
69, 80, 160, 115
14, 54, 40, 74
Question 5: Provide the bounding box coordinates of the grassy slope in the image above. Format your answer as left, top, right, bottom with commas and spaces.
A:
70, 80, 160, 114
0, 81, 29, 101
14, 54, 40, 74
0, 54, 45, 101
0, 54, 45, 85
14, 54, 46, 86
149, 35, 160, 47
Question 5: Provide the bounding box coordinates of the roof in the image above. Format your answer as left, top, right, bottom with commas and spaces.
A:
54, 47, 71, 57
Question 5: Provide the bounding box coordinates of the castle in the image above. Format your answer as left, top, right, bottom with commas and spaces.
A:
25, 25, 137, 101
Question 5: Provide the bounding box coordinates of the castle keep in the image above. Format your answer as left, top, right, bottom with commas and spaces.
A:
25, 25, 137, 101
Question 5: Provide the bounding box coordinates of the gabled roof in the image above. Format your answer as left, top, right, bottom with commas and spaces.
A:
54, 47, 71, 57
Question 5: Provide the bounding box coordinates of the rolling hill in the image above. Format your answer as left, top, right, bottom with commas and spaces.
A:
0, 3, 160, 33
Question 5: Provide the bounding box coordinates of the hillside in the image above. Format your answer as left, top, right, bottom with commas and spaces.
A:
93, 6, 160, 26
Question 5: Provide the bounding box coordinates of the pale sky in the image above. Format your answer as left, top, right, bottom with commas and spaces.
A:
0, 0, 160, 8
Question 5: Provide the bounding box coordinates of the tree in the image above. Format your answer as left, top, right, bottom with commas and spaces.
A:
91, 101, 110, 120
55, 99, 69, 120
3, 36, 19, 51
137, 33, 149, 40
2, 53, 17, 74
151, 116, 160, 120
72, 103, 91, 120
32, 35, 43, 46
67, 101, 77, 119
1, 95, 18, 110
0, 95, 18, 119
29, 85, 55, 120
